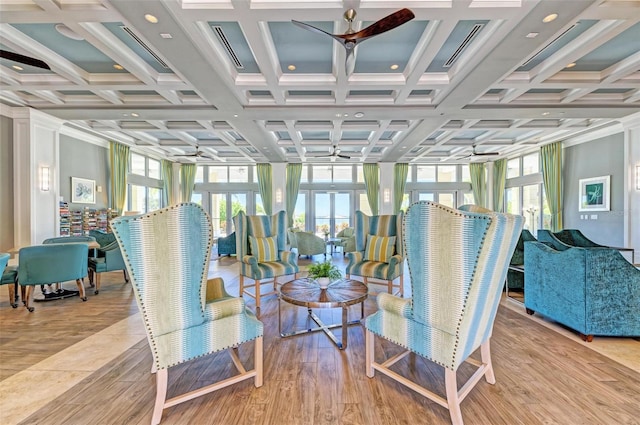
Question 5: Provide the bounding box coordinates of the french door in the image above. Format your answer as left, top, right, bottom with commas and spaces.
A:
313, 191, 351, 237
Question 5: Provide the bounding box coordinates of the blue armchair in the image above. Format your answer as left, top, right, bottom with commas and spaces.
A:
88, 241, 129, 295
18, 243, 89, 312
1, 253, 21, 308
234, 211, 299, 310
111, 203, 263, 425
217, 232, 236, 257
365, 201, 523, 425
293, 231, 326, 258
346, 211, 404, 296
507, 229, 537, 291
89, 229, 116, 247
524, 241, 640, 341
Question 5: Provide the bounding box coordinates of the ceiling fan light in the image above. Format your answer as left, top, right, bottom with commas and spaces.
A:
542, 13, 558, 23
144, 14, 159, 24
390, 64, 399, 70
55, 24, 84, 41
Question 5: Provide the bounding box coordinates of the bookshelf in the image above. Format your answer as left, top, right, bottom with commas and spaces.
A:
59, 204, 117, 236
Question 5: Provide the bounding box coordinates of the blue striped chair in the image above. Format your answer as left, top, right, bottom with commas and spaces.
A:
234, 210, 299, 310
365, 202, 523, 425
111, 203, 263, 425
346, 211, 404, 296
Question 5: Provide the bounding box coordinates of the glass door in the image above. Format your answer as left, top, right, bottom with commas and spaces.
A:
313, 191, 352, 237
210, 192, 247, 237
417, 191, 457, 208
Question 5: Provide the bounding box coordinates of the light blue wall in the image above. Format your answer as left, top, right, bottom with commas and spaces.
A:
563, 133, 624, 247
0, 115, 14, 251
59, 134, 109, 209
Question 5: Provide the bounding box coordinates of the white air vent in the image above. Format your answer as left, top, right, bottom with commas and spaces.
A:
521, 24, 577, 67
121, 26, 170, 69
212, 26, 244, 69
444, 23, 485, 68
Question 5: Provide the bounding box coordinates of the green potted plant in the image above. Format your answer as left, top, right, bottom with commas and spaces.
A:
307, 260, 342, 289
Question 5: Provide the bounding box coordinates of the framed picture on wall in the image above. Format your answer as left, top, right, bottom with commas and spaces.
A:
71, 177, 96, 204
579, 175, 610, 211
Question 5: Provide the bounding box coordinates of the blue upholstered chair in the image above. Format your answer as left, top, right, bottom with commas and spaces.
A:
524, 241, 640, 342
217, 232, 236, 257
89, 229, 116, 247
346, 211, 404, 296
507, 229, 537, 291
18, 243, 89, 312
365, 202, 523, 425
293, 231, 326, 258
1, 253, 21, 308
111, 203, 264, 425
233, 210, 299, 310
88, 241, 129, 294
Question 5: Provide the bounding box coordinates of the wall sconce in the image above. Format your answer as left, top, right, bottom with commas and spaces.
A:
636, 165, 640, 191
276, 188, 282, 203
383, 188, 390, 203
41, 166, 50, 191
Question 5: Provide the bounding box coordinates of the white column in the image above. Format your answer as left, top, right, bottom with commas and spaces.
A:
379, 163, 394, 215
272, 163, 286, 214
621, 113, 640, 262
13, 108, 64, 246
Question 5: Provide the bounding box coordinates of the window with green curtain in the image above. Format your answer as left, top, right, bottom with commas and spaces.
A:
285, 163, 302, 227
362, 163, 379, 215
541, 142, 563, 231
161, 159, 176, 206
492, 159, 507, 212
469, 162, 486, 208
257, 163, 273, 216
180, 163, 197, 202
393, 163, 409, 214
109, 141, 129, 215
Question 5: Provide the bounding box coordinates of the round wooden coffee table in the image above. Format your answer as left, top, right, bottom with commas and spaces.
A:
278, 278, 367, 349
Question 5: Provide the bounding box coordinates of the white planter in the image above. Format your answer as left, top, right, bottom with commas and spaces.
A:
317, 277, 331, 289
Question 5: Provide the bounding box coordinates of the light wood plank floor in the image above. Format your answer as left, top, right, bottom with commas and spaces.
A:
1, 253, 639, 425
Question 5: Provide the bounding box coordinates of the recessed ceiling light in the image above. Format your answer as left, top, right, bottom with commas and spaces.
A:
233, 114, 238, 118
354, 112, 364, 118
287, 64, 296, 71
390, 64, 399, 70
343, 113, 349, 117
565, 62, 576, 68
526, 32, 539, 38
122, 113, 128, 117
541, 112, 550, 116
542, 13, 558, 23
113, 64, 124, 70
12, 65, 23, 71
131, 112, 139, 117
55, 23, 84, 40
160, 33, 172, 39
144, 14, 158, 24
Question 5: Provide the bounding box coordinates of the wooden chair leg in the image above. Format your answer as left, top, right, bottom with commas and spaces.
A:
94, 273, 101, 295
7, 284, 17, 308
123, 269, 130, 283
255, 278, 261, 310
239, 275, 245, 299
399, 274, 404, 297
255, 335, 263, 387
481, 340, 495, 384
88, 268, 95, 287
365, 329, 375, 378
445, 368, 463, 425
152, 368, 168, 425
25, 286, 34, 312
76, 279, 87, 301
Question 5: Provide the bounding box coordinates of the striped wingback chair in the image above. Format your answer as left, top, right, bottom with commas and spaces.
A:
234, 210, 299, 310
365, 201, 523, 425
111, 203, 263, 425
346, 211, 404, 296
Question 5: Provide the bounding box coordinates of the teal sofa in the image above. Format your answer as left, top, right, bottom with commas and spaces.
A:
524, 241, 640, 341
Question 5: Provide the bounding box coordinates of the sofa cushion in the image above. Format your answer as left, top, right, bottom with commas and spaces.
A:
364, 235, 396, 262
249, 235, 278, 262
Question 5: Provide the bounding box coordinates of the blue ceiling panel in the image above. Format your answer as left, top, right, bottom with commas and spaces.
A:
427, 20, 489, 72
208, 22, 260, 73
572, 22, 640, 71
341, 131, 371, 140
187, 131, 221, 140
270, 21, 334, 74
103, 22, 173, 73
301, 130, 330, 140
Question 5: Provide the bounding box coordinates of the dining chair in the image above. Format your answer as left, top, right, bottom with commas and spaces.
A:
111, 203, 264, 425
1, 252, 21, 308
365, 201, 523, 425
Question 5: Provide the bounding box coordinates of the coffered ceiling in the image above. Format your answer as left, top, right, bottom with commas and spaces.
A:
1, 0, 639, 164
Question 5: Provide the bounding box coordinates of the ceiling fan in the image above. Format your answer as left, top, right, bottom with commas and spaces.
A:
458, 145, 501, 160
0, 50, 51, 70
171, 145, 215, 160
292, 8, 415, 75
307, 145, 351, 159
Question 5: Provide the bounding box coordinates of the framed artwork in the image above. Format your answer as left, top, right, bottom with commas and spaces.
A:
579, 175, 610, 212
71, 177, 96, 204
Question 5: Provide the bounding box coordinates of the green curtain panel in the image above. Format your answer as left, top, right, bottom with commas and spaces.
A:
393, 163, 409, 214
363, 163, 379, 215
180, 163, 197, 203
257, 163, 273, 216
109, 141, 130, 215
285, 163, 302, 227
492, 159, 507, 212
469, 162, 486, 208
541, 142, 563, 231
161, 160, 176, 206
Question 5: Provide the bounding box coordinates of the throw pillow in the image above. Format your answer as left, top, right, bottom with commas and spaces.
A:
249, 235, 278, 262
364, 234, 396, 262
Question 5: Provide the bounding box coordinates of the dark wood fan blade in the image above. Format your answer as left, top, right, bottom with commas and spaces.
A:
337, 154, 351, 159
0, 50, 51, 70
474, 152, 500, 156
352, 8, 415, 42
292, 21, 345, 45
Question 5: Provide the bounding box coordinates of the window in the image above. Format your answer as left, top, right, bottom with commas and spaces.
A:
507, 159, 519, 178
127, 152, 164, 213
130, 185, 146, 212
148, 159, 160, 179
505, 187, 520, 215
522, 184, 541, 233
437, 166, 456, 182
195, 166, 204, 183
229, 166, 249, 183
416, 166, 436, 182
461, 165, 471, 183
131, 153, 145, 176
148, 187, 162, 211
209, 167, 227, 183
522, 153, 539, 175
312, 166, 332, 182
293, 193, 306, 229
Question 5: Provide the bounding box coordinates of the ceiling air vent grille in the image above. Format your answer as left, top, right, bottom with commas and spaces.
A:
121, 26, 170, 69
444, 23, 484, 68
212, 26, 244, 69
521, 24, 577, 67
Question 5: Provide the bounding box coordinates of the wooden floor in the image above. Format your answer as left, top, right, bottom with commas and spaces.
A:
1, 253, 639, 425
